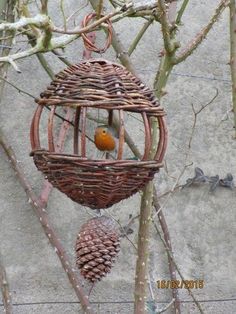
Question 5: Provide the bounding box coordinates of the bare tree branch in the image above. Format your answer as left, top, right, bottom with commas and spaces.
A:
0, 0, 166, 70
229, 0, 236, 137
0, 17, 95, 312
0, 132, 95, 314
0, 254, 13, 314
157, 0, 175, 54
40, 0, 48, 15
173, 0, 229, 64
0, 14, 49, 32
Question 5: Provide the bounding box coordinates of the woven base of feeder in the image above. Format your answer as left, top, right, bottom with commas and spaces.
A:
32, 150, 162, 209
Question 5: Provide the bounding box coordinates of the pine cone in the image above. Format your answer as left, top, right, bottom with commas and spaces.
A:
75, 216, 120, 282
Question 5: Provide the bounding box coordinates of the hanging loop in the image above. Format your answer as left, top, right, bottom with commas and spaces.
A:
81, 13, 112, 53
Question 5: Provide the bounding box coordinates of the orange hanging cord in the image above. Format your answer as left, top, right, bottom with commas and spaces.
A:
81, 13, 112, 54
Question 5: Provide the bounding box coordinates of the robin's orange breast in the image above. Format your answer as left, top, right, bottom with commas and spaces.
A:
94, 127, 116, 152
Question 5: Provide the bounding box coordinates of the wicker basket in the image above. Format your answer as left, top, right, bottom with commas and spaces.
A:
30, 59, 167, 209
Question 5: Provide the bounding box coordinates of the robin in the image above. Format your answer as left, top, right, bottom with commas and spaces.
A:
94, 126, 139, 160
94, 126, 116, 152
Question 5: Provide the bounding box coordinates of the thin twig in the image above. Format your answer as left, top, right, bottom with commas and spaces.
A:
36, 52, 55, 78
128, 17, 154, 56
0, 75, 35, 98
156, 184, 183, 199
152, 219, 204, 314
173, 0, 229, 64
60, 0, 67, 31
111, 0, 159, 21
157, 0, 175, 54
153, 89, 219, 220
0, 75, 77, 126
40, 0, 48, 15
51, 49, 72, 66
156, 298, 175, 314
66, 1, 89, 24
189, 88, 219, 148
51, 6, 131, 34
97, 0, 104, 19
229, 0, 236, 137
147, 273, 155, 304
119, 214, 140, 237
175, 0, 190, 25
0, 254, 13, 314
103, 210, 138, 251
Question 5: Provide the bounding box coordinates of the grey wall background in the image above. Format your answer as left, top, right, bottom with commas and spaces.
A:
0, 0, 236, 313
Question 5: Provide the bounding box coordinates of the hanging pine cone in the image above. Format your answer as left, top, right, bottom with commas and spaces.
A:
75, 216, 120, 282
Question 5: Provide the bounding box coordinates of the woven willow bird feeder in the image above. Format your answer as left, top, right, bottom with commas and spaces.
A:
30, 59, 168, 209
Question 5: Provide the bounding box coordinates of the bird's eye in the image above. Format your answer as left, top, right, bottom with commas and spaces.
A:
102, 130, 106, 134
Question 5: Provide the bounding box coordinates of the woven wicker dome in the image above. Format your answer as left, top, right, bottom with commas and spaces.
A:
30, 59, 167, 209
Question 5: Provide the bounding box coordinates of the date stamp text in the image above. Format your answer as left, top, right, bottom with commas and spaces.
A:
157, 280, 204, 289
